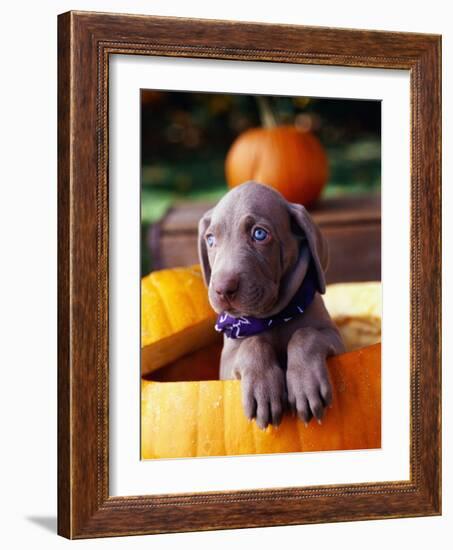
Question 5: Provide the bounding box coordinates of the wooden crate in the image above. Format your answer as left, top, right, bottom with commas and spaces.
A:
147, 193, 381, 284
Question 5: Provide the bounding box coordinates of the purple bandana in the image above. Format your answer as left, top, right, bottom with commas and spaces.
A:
215, 263, 317, 339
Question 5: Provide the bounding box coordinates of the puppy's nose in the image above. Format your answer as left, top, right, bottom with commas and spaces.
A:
214, 274, 239, 301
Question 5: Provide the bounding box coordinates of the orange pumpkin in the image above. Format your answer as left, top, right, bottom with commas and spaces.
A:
225, 125, 329, 205
141, 344, 381, 459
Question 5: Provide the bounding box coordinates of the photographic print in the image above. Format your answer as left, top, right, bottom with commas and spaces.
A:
140, 90, 382, 459
58, 12, 440, 537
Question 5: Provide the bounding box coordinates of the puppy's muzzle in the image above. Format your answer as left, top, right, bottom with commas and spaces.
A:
212, 272, 240, 307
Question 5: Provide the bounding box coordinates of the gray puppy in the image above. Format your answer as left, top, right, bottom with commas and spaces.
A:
198, 181, 344, 429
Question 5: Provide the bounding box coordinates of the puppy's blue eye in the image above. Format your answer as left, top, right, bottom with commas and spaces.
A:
206, 234, 216, 247
252, 227, 268, 242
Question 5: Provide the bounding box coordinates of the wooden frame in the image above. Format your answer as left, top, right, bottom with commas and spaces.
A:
58, 10, 441, 539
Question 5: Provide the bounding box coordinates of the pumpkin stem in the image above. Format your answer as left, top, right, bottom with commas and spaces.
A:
256, 96, 278, 128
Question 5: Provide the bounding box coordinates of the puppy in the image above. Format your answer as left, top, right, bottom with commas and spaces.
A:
198, 181, 345, 429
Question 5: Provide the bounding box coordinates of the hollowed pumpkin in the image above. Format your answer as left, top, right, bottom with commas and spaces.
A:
141, 343, 381, 459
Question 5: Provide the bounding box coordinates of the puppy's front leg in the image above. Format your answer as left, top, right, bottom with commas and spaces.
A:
223, 336, 286, 430
286, 327, 344, 424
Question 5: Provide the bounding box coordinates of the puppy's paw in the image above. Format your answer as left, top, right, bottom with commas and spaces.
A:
286, 361, 332, 424
241, 365, 286, 430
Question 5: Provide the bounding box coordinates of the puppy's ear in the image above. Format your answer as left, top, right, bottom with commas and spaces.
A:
197, 208, 213, 286
289, 203, 328, 294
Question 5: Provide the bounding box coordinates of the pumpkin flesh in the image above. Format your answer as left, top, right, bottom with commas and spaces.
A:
324, 281, 381, 351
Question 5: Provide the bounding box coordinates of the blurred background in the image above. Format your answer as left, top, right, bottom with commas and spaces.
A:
141, 91, 381, 279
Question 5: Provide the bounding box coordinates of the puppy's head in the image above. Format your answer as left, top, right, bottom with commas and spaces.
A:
198, 181, 328, 318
